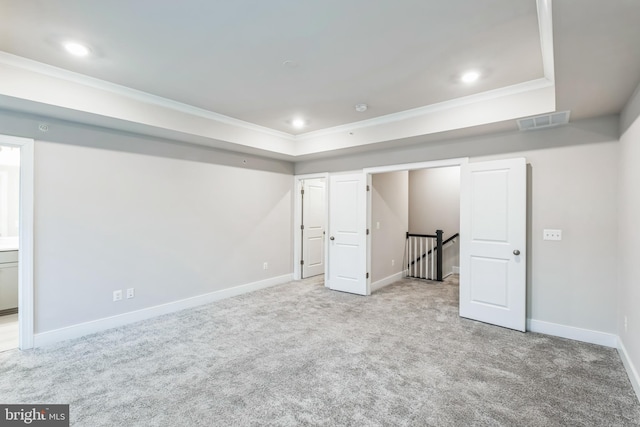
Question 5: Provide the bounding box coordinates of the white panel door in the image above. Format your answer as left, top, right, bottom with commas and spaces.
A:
302, 178, 326, 278
460, 158, 526, 331
328, 173, 368, 295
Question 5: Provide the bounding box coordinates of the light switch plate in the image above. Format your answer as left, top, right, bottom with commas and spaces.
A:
543, 229, 562, 241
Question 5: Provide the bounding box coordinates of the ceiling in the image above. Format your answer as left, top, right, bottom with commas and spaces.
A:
0, 0, 638, 160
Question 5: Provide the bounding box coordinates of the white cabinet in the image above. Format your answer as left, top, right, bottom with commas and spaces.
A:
0, 250, 18, 311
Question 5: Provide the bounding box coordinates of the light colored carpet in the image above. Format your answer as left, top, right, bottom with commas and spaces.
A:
1, 276, 639, 426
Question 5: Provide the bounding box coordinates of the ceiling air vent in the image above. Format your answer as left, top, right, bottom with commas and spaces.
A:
517, 111, 571, 131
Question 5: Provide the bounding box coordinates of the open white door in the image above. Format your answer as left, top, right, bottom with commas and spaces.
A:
460, 158, 526, 331
327, 173, 368, 295
301, 178, 326, 278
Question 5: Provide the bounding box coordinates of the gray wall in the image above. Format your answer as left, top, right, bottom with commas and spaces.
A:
408, 167, 461, 277
299, 116, 620, 335
0, 111, 295, 334
619, 86, 640, 388
408, 167, 460, 237
33, 141, 293, 333
371, 171, 408, 283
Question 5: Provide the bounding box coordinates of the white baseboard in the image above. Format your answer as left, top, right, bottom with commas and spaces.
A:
452, 266, 460, 274
371, 271, 404, 293
618, 339, 640, 403
526, 319, 618, 348
34, 274, 293, 348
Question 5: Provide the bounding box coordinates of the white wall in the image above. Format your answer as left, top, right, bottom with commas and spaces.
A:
297, 116, 620, 336
371, 171, 408, 283
619, 86, 640, 397
33, 140, 293, 333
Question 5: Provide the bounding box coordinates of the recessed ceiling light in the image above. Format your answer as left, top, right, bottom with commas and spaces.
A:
461, 70, 480, 83
63, 41, 90, 57
292, 118, 306, 129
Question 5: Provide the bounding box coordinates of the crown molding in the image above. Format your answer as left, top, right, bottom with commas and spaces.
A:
0, 2, 556, 159
0, 51, 295, 141
295, 78, 553, 142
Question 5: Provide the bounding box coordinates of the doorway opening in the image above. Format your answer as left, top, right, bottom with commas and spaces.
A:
0, 134, 34, 350
0, 143, 20, 351
368, 163, 462, 295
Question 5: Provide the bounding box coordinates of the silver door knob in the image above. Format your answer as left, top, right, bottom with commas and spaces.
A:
330, 236, 335, 240
513, 249, 520, 256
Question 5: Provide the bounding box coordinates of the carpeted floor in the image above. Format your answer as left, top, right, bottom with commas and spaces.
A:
1, 275, 639, 426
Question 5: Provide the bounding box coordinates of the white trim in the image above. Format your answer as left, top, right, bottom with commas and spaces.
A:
1, 50, 554, 146
0, 52, 295, 141
526, 319, 618, 348
364, 158, 468, 175
0, 134, 34, 350
366, 173, 373, 295
296, 79, 553, 141
370, 271, 404, 293
537, 0, 555, 83
618, 339, 640, 403
34, 274, 293, 348
292, 173, 329, 282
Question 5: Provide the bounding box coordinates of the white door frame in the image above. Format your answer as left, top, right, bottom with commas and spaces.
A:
0, 134, 35, 350
363, 158, 469, 287
292, 172, 329, 282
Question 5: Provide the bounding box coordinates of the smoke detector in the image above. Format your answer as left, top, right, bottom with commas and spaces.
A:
355, 103, 368, 113
517, 111, 570, 131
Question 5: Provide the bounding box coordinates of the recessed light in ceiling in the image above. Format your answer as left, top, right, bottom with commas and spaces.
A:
291, 118, 306, 129
461, 70, 480, 83
355, 103, 368, 112
63, 41, 90, 57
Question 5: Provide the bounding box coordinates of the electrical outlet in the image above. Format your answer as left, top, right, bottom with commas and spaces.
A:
391, 259, 395, 266
376, 221, 380, 230
263, 262, 268, 270
113, 290, 122, 302
126, 288, 135, 299
543, 229, 562, 241
624, 316, 628, 333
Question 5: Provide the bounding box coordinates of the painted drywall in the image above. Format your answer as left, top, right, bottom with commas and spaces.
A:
371, 171, 408, 283
618, 91, 640, 396
621, 83, 640, 136
298, 116, 620, 335
408, 167, 460, 237
0, 109, 294, 175
33, 140, 293, 333
408, 167, 460, 277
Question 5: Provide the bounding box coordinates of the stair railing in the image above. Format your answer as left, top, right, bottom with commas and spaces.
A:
405, 230, 443, 281
405, 231, 460, 281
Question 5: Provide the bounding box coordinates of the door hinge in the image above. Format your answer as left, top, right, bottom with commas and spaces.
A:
301, 225, 304, 230
366, 272, 369, 279
301, 188, 304, 195
366, 185, 370, 191
300, 260, 304, 265
366, 228, 369, 235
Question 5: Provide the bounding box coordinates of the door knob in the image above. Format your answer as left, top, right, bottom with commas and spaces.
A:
330, 236, 335, 240
513, 249, 520, 256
